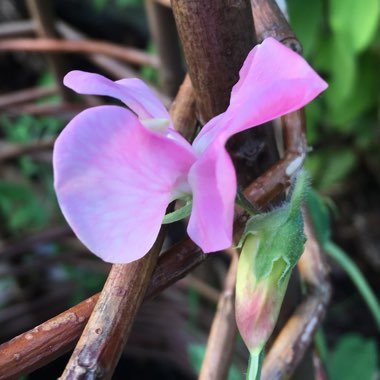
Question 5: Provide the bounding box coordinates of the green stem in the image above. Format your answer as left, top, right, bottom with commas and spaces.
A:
314, 329, 328, 364
162, 201, 192, 224
236, 188, 259, 216
288, 169, 309, 218
246, 349, 264, 380
325, 241, 380, 330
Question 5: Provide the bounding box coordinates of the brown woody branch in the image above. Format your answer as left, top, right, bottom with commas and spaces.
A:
251, 0, 302, 52
0, 85, 57, 109
0, 105, 308, 380
0, 2, 323, 377
58, 63, 197, 379
199, 249, 239, 380
59, 234, 165, 380
26, 0, 71, 99
0, 138, 55, 162
0, 38, 159, 68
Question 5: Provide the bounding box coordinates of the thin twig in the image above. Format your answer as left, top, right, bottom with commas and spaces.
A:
199, 249, 239, 380
0, 238, 205, 380
145, 0, 184, 96
0, 38, 160, 68
5, 102, 91, 118
169, 74, 197, 140
0, 293, 99, 379
0, 20, 36, 38
154, 0, 171, 8
55, 20, 172, 108
26, 0, 71, 99
251, 0, 302, 53
59, 233, 165, 379
244, 110, 307, 207
0, 138, 55, 162
0, 226, 72, 260
0, 106, 308, 380
179, 275, 220, 303
0, 86, 57, 109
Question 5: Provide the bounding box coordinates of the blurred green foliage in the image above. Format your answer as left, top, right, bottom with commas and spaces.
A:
91, 0, 143, 12
329, 334, 378, 380
188, 343, 243, 380
287, 0, 380, 190
0, 114, 64, 235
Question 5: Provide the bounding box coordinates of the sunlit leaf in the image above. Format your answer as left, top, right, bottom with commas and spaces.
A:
315, 35, 356, 108
327, 52, 380, 127
329, 0, 380, 52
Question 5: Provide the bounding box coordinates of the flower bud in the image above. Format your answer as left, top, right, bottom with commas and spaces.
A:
235, 170, 308, 353
236, 232, 291, 352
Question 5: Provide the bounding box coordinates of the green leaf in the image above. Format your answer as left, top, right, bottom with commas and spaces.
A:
305, 148, 357, 190
326, 242, 380, 329
287, 0, 323, 57
92, 0, 108, 11
329, 0, 380, 52
306, 189, 331, 245
329, 334, 378, 380
327, 52, 380, 127
315, 35, 356, 108
304, 101, 323, 145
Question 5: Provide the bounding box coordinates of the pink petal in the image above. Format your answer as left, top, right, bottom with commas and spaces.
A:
53, 105, 195, 263
193, 37, 328, 152
187, 140, 236, 252
64, 70, 170, 120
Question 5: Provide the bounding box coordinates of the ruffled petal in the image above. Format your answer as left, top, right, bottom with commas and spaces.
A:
187, 140, 236, 252
193, 37, 328, 153
64, 70, 170, 120
53, 105, 195, 263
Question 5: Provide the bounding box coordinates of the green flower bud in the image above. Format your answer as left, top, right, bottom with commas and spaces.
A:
236, 232, 291, 352
235, 171, 308, 354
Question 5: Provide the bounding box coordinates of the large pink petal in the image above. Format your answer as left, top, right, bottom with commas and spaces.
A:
53, 106, 195, 263
187, 140, 236, 252
193, 37, 328, 152
64, 71, 170, 120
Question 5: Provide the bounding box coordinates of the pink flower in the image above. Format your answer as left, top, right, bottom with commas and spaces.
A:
53, 38, 327, 263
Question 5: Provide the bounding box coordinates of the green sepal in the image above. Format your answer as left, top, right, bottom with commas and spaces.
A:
239, 171, 309, 285
162, 200, 192, 224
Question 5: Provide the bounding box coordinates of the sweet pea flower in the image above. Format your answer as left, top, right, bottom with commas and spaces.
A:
53, 37, 327, 263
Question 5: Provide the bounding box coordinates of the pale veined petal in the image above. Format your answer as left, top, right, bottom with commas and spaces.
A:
193, 37, 327, 153
53, 105, 196, 263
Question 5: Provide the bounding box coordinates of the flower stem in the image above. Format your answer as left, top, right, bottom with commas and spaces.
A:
162, 200, 192, 224
236, 187, 259, 215
246, 349, 264, 380
325, 241, 380, 330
